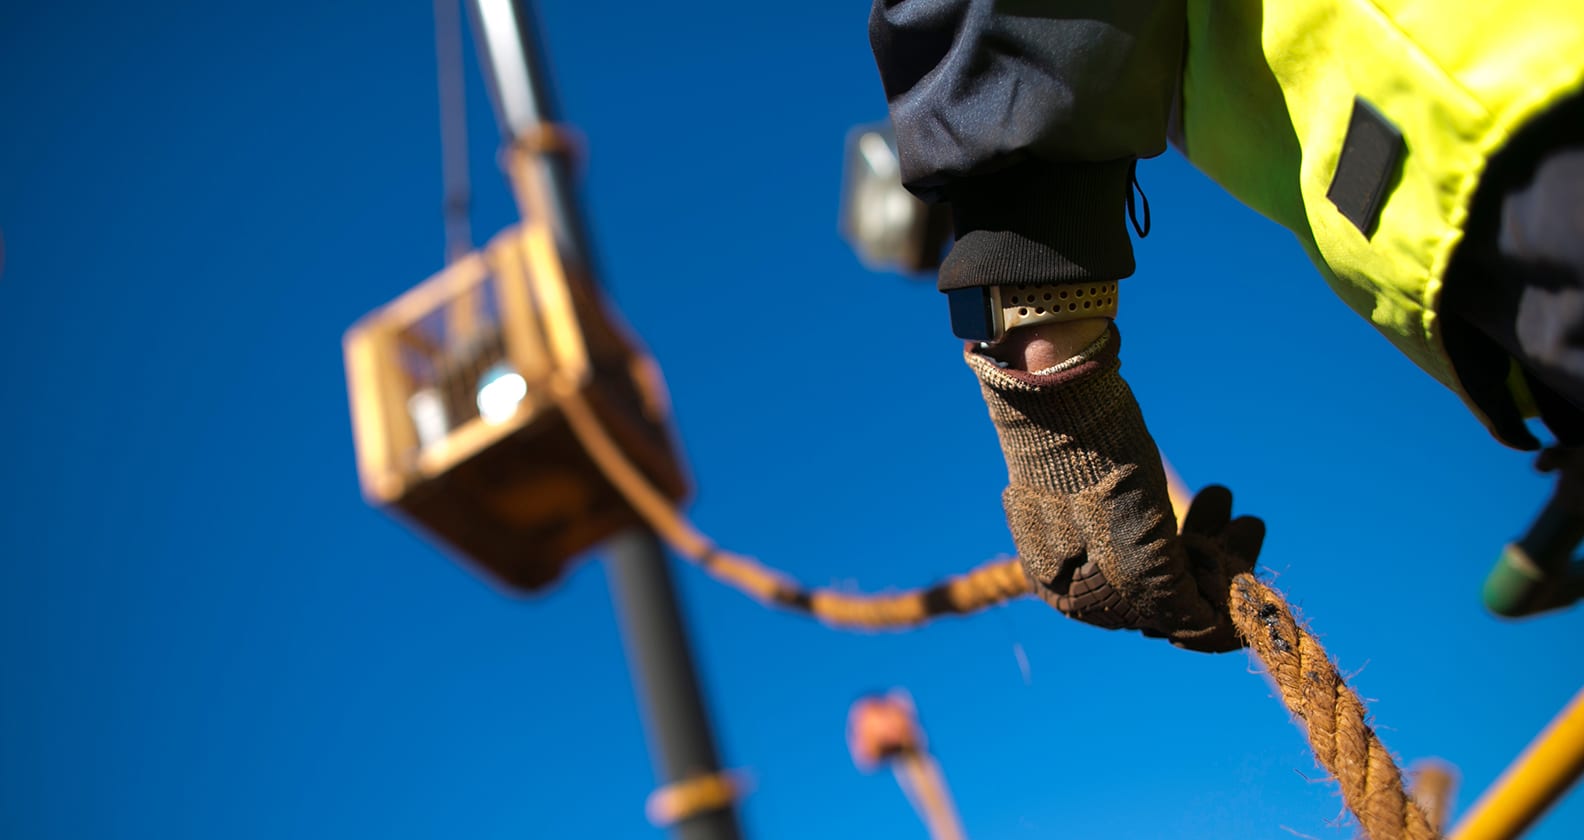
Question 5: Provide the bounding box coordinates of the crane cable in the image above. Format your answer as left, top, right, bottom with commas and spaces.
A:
434, 0, 472, 263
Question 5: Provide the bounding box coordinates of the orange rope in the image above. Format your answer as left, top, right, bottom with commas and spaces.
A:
560, 361, 1453, 837
549, 374, 1033, 630
1231, 573, 1439, 840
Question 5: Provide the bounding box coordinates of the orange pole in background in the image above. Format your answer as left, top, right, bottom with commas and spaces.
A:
1410, 759, 1460, 835
895, 751, 965, 840
849, 693, 967, 840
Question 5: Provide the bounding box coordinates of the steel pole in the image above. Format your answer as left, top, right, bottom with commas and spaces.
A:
464, 2, 743, 836
467, 0, 595, 269
606, 530, 744, 839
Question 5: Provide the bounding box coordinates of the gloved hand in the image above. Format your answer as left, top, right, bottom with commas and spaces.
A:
967, 324, 1264, 652
1170, 484, 1266, 650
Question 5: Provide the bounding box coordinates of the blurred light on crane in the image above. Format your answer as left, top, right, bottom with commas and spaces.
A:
838, 122, 951, 274
476, 362, 527, 424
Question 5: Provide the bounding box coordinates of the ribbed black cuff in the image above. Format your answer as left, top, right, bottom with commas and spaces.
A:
938, 159, 1137, 292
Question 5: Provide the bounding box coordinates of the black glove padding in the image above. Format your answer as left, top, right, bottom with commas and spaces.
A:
969, 325, 1264, 652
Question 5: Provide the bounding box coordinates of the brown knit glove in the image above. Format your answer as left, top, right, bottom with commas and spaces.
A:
967, 325, 1264, 652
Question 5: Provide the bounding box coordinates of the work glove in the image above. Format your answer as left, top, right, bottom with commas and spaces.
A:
967, 324, 1264, 652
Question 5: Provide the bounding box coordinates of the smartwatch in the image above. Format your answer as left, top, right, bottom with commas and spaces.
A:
947, 281, 1119, 343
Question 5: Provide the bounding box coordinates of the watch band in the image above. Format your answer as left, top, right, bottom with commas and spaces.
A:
947, 281, 1120, 343
995, 281, 1118, 333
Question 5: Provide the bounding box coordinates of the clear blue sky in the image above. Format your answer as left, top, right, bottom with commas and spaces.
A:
2, 2, 1581, 838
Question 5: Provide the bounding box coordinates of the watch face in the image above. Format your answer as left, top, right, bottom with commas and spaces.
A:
946, 287, 997, 342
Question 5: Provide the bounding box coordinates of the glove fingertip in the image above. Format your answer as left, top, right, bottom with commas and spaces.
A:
1223, 516, 1267, 565
1181, 485, 1233, 535
1167, 628, 1244, 654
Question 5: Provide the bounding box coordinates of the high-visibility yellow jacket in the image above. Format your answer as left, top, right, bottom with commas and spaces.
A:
1178, 0, 1584, 443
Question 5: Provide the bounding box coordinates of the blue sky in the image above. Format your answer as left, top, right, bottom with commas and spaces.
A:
2, 2, 1581, 838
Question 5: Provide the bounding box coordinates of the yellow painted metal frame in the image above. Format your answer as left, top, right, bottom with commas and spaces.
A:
1450, 686, 1584, 840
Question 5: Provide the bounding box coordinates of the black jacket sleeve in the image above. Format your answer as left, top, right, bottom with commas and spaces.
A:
869, 0, 1185, 290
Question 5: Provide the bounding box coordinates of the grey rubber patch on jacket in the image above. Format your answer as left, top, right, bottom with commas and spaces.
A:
1328, 97, 1405, 238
